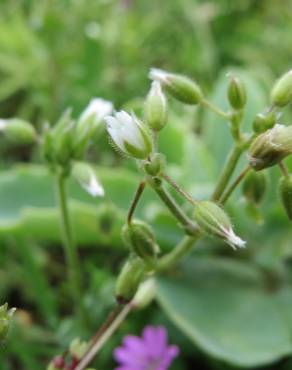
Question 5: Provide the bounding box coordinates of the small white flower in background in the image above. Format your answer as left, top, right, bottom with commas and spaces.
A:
149, 68, 170, 84
72, 162, 104, 197
220, 226, 246, 250
80, 98, 113, 124
105, 111, 153, 159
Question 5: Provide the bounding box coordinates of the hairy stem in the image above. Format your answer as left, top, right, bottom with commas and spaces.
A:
220, 166, 251, 204
127, 180, 146, 224
55, 173, 87, 327
75, 303, 132, 370
211, 144, 243, 201
202, 99, 230, 120
150, 179, 197, 235
162, 173, 197, 205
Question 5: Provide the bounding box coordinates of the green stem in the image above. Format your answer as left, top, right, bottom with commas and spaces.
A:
127, 180, 146, 225
211, 144, 243, 201
55, 173, 87, 327
220, 166, 251, 204
162, 173, 197, 205
279, 161, 290, 178
202, 99, 230, 120
158, 235, 200, 271
150, 179, 197, 235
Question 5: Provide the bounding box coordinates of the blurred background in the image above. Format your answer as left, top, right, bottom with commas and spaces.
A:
1, 0, 292, 369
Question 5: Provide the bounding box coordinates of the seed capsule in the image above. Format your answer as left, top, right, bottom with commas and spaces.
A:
242, 170, 267, 205
149, 68, 203, 105
278, 175, 292, 220
194, 201, 245, 250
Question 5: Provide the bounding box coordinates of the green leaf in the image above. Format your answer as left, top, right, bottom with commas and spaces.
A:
156, 257, 292, 367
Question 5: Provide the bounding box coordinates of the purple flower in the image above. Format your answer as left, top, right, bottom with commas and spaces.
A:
114, 325, 179, 370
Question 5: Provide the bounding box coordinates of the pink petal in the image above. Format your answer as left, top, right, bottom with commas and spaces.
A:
161, 345, 180, 367
123, 335, 146, 356
142, 326, 167, 358
114, 347, 147, 367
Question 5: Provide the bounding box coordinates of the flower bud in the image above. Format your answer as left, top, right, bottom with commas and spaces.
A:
252, 111, 276, 134
248, 124, 292, 171
149, 68, 203, 105
145, 81, 167, 131
115, 256, 145, 304
0, 118, 36, 144
271, 70, 292, 107
72, 161, 104, 197
47, 356, 65, 370
278, 175, 292, 220
242, 170, 267, 205
0, 303, 15, 342
122, 220, 160, 264
105, 111, 153, 159
143, 153, 165, 176
79, 98, 113, 126
193, 201, 245, 250
227, 75, 246, 110
69, 338, 89, 360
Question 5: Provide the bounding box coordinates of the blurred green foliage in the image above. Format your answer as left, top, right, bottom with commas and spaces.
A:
1, 1, 292, 370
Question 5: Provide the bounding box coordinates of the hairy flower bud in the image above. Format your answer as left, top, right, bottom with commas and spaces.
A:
145, 81, 167, 131
242, 170, 267, 205
252, 111, 276, 134
149, 68, 203, 105
143, 153, 165, 177
72, 161, 104, 197
248, 124, 292, 171
0, 118, 36, 144
122, 220, 160, 264
278, 175, 292, 220
115, 256, 145, 304
194, 201, 245, 250
271, 70, 292, 107
227, 75, 246, 110
105, 111, 153, 159
0, 303, 15, 342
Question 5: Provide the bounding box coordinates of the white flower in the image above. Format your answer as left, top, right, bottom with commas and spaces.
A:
105, 111, 152, 159
80, 98, 113, 123
72, 162, 104, 197
221, 226, 246, 250
82, 170, 104, 197
149, 68, 170, 84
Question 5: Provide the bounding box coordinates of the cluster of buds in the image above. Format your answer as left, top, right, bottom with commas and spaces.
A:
43, 98, 112, 173
0, 303, 15, 342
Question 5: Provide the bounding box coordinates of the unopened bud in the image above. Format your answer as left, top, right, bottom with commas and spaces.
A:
227, 75, 246, 110
69, 338, 88, 360
72, 162, 104, 197
115, 256, 145, 304
122, 220, 159, 264
149, 68, 203, 105
0, 118, 36, 144
252, 111, 276, 134
249, 124, 292, 171
242, 170, 266, 205
145, 81, 167, 131
278, 175, 292, 220
143, 153, 165, 176
47, 356, 65, 370
0, 303, 16, 342
194, 201, 245, 250
271, 70, 292, 107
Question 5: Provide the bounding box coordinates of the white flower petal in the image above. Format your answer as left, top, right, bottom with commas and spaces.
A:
82, 172, 104, 197
223, 227, 246, 250
81, 98, 113, 122
149, 68, 169, 83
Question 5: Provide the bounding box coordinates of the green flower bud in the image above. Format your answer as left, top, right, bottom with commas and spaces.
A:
194, 201, 245, 250
143, 153, 165, 177
242, 170, 267, 205
278, 175, 292, 220
72, 162, 104, 197
115, 256, 145, 304
0, 303, 15, 342
69, 338, 89, 360
0, 118, 36, 144
249, 124, 292, 171
227, 75, 246, 110
149, 68, 203, 105
252, 111, 276, 134
145, 81, 167, 131
271, 70, 292, 107
122, 220, 160, 264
